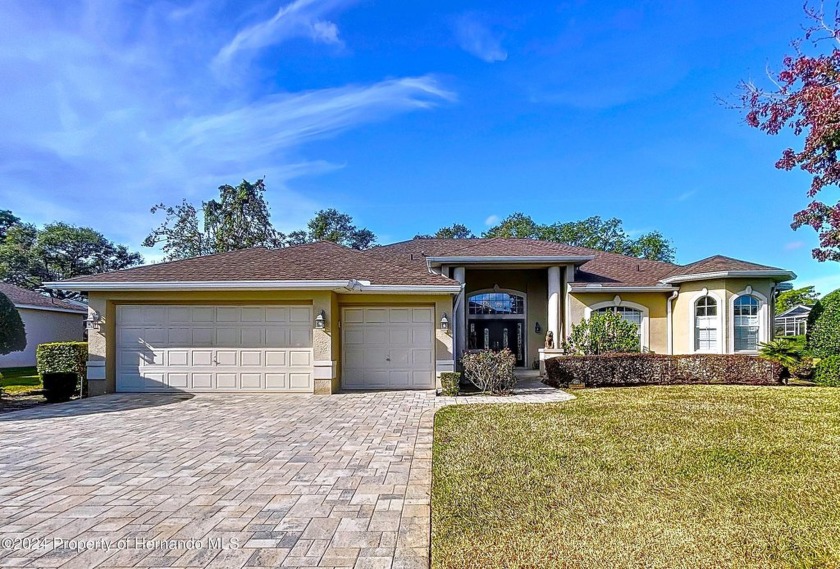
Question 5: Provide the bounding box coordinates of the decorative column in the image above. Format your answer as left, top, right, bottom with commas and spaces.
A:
547, 266, 561, 344
453, 266, 466, 361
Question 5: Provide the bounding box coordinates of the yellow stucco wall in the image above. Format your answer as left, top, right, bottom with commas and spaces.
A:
671, 278, 775, 354
568, 291, 670, 354
86, 290, 454, 395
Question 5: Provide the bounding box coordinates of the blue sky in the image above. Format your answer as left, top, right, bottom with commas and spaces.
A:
1, 0, 837, 292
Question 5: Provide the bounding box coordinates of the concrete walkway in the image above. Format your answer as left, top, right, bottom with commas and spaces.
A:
0, 376, 570, 569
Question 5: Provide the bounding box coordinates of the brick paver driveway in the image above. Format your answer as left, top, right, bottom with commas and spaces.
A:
0, 391, 436, 568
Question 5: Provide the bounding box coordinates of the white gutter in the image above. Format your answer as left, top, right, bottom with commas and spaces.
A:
666, 290, 679, 355
43, 279, 461, 294
425, 255, 595, 265
569, 285, 678, 293
660, 270, 796, 284
14, 303, 87, 315
43, 280, 353, 291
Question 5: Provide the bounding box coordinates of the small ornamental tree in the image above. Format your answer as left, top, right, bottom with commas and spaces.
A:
565, 310, 640, 355
0, 291, 26, 356
461, 349, 516, 394
808, 288, 840, 358
737, 4, 840, 261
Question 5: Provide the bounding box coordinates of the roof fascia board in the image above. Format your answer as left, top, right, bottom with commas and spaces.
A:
660, 270, 796, 284
428, 255, 595, 265
569, 285, 678, 293
14, 303, 87, 314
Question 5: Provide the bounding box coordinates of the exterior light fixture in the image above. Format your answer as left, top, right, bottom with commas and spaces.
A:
85, 311, 102, 331
440, 313, 449, 331
314, 310, 326, 329
534, 322, 542, 334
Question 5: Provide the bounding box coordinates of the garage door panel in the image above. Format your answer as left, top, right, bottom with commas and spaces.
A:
168, 351, 189, 366
289, 373, 311, 389
192, 328, 215, 345
265, 307, 289, 322
290, 328, 312, 347
289, 307, 311, 323
265, 327, 288, 346
215, 350, 237, 366
168, 307, 191, 323
168, 373, 189, 388
168, 328, 191, 345
241, 351, 262, 366
241, 328, 263, 347
216, 373, 237, 389
265, 351, 287, 367
119, 307, 145, 325
142, 328, 167, 345
192, 308, 215, 322
192, 373, 213, 389
341, 305, 436, 390
412, 308, 433, 323
241, 373, 261, 389
290, 350, 312, 367
266, 373, 287, 389
216, 307, 240, 322
216, 327, 241, 346
191, 350, 213, 366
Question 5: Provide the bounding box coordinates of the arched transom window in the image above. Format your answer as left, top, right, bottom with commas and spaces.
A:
734, 295, 761, 352
468, 292, 525, 316
694, 296, 718, 351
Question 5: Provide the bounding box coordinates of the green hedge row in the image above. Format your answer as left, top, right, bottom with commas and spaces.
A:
544, 353, 783, 388
36, 342, 88, 402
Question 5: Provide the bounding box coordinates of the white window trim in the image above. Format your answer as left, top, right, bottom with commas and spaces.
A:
688, 290, 724, 354
728, 287, 769, 354
584, 298, 650, 351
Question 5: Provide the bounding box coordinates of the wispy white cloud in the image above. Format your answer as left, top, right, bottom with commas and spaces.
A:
213, 0, 354, 77
784, 240, 805, 251
484, 214, 500, 226
0, 1, 453, 251
454, 13, 508, 63
677, 190, 696, 201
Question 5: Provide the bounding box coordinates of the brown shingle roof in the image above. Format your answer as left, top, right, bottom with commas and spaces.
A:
0, 283, 86, 313
50, 239, 792, 290
58, 242, 457, 287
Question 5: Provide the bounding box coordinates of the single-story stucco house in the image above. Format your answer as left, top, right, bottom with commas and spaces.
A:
45, 238, 795, 396
0, 283, 86, 368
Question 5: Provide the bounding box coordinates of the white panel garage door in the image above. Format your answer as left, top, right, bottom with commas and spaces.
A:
116, 305, 313, 392
342, 306, 435, 389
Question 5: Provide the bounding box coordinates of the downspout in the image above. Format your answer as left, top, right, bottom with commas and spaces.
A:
666, 290, 679, 355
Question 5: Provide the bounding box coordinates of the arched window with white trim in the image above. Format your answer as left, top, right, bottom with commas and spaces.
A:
733, 295, 761, 352
694, 296, 718, 351
595, 306, 643, 346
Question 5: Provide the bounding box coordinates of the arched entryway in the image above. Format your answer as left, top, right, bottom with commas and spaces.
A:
467, 289, 527, 366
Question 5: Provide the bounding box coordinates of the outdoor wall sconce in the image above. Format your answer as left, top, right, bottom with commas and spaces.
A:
534, 322, 542, 334
440, 313, 449, 331
314, 310, 326, 329
85, 311, 102, 331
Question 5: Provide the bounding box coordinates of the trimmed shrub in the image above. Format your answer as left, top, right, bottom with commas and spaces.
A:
814, 355, 840, 387
0, 291, 26, 356
808, 289, 840, 358
564, 310, 640, 355
36, 342, 88, 401
440, 372, 461, 396
461, 349, 517, 394
544, 353, 783, 388
41, 373, 78, 402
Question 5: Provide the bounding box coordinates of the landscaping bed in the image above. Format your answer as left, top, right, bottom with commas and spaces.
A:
432, 386, 840, 568
0, 367, 47, 413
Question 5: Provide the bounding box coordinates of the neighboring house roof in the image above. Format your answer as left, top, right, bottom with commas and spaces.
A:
44, 238, 795, 293
49, 242, 460, 292
776, 304, 813, 319
0, 283, 86, 314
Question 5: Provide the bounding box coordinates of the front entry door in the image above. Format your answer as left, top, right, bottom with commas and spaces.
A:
468, 319, 525, 366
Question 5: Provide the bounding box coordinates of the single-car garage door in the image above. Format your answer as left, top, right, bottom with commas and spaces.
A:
342, 306, 435, 389
116, 305, 313, 392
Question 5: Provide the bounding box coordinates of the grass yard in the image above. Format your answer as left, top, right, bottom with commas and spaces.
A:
0, 367, 41, 394
432, 386, 840, 568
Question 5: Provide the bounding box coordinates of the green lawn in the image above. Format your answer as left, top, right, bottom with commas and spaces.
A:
0, 367, 41, 394
432, 386, 840, 568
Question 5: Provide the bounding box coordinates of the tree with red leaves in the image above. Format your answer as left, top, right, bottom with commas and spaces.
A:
740, 2, 840, 261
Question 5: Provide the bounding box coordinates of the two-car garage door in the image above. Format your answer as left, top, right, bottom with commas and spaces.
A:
116, 305, 313, 392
